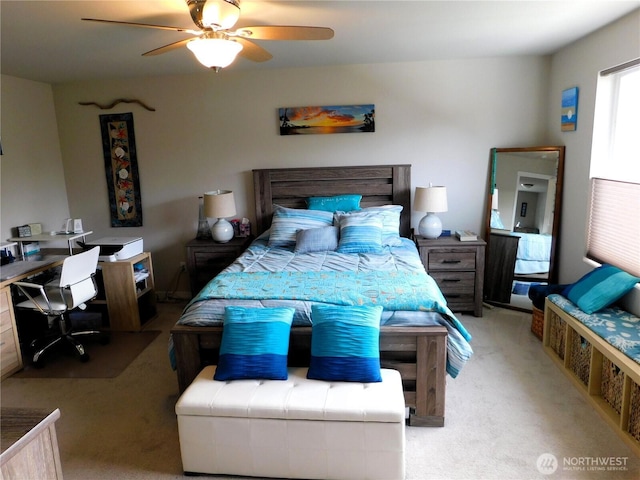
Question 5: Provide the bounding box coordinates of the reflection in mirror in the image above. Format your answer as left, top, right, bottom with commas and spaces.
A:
484, 146, 565, 312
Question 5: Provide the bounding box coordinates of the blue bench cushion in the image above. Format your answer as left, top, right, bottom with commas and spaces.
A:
548, 294, 640, 364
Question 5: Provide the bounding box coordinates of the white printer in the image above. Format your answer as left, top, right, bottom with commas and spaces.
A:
86, 237, 143, 262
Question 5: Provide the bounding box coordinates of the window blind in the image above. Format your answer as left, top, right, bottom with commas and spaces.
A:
586, 178, 640, 277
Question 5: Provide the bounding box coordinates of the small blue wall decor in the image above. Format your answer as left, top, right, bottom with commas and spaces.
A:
561, 87, 579, 131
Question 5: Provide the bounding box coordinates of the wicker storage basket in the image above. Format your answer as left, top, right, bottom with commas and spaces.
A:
601, 357, 624, 414
531, 307, 544, 340
569, 331, 592, 386
628, 381, 640, 442
548, 309, 566, 360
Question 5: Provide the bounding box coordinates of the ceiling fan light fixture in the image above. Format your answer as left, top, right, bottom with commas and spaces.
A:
193, 0, 241, 29
187, 37, 243, 70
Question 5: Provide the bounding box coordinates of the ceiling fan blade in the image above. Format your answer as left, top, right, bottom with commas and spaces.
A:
236, 25, 334, 41
82, 18, 201, 35
143, 38, 193, 56
235, 38, 273, 63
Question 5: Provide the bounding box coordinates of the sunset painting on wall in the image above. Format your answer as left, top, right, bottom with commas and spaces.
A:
279, 104, 375, 135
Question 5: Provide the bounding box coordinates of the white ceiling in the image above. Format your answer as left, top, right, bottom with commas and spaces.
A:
1, 0, 639, 84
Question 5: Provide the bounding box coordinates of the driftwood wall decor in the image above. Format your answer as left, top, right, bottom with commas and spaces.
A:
79, 98, 155, 112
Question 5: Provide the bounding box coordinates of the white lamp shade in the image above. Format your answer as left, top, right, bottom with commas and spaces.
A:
204, 190, 236, 219
414, 186, 448, 213
187, 37, 243, 69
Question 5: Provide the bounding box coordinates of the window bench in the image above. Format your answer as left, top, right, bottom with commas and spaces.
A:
543, 295, 640, 456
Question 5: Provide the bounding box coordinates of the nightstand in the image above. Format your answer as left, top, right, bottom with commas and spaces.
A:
185, 237, 253, 297
414, 235, 486, 317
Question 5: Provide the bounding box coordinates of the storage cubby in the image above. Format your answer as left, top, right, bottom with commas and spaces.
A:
100, 252, 157, 331
543, 299, 640, 456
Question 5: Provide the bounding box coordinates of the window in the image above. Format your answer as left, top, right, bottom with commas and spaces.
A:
588, 59, 640, 276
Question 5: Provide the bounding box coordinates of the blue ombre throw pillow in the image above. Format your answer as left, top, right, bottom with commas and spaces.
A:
214, 306, 294, 381
307, 304, 383, 382
563, 264, 640, 314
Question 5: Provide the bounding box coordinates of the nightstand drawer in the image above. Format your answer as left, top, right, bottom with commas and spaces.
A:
430, 271, 475, 294
414, 235, 485, 317
186, 237, 254, 298
428, 251, 476, 271
193, 251, 239, 271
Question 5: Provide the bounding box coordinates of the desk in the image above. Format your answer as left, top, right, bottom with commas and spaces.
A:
1, 408, 64, 479
8, 231, 92, 256
0, 255, 66, 379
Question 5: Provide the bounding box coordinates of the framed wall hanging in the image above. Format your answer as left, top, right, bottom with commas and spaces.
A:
279, 104, 375, 135
99, 112, 143, 227
561, 87, 579, 131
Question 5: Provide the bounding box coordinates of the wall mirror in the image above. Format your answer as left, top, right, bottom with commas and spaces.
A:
483, 146, 565, 311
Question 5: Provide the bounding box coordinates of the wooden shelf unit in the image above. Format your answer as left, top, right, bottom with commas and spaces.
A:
0, 286, 22, 380
100, 252, 157, 331
543, 298, 640, 456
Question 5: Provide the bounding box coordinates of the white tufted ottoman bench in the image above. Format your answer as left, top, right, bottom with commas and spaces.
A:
175, 365, 406, 480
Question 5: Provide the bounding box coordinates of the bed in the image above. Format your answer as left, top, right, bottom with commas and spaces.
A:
170, 164, 473, 427
511, 231, 552, 275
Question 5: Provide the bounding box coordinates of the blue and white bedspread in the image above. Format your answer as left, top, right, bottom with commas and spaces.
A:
174, 237, 473, 378
549, 294, 640, 364
511, 232, 551, 274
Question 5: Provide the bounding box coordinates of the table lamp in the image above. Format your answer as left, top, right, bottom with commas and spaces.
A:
414, 185, 448, 239
204, 190, 236, 243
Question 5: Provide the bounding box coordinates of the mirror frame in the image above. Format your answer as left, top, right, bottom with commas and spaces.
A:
484, 146, 565, 307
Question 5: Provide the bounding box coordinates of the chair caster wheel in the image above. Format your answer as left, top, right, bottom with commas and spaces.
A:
80, 353, 90, 363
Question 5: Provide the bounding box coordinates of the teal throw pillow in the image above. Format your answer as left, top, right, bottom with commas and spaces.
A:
562, 264, 640, 314
307, 304, 383, 382
214, 306, 295, 381
307, 194, 362, 213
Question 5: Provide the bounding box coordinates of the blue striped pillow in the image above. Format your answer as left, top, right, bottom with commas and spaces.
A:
268, 205, 334, 248
336, 212, 384, 254
307, 304, 383, 382
563, 264, 640, 314
361, 205, 403, 247
214, 306, 295, 381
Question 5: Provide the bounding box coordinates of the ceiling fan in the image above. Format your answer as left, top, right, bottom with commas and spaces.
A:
82, 0, 334, 72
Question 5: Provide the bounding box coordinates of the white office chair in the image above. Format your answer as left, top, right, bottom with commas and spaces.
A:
14, 246, 107, 367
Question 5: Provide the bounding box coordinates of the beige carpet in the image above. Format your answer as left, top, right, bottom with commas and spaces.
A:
1, 302, 638, 479
13, 330, 161, 379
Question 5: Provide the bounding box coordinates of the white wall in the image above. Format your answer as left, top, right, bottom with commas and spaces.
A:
0, 75, 70, 249
547, 9, 640, 284
3, 6, 637, 297
49, 56, 550, 293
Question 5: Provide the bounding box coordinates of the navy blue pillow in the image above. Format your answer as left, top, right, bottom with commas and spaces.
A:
214, 306, 294, 381
307, 304, 383, 382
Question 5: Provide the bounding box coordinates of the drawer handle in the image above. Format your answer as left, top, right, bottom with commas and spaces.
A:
442, 260, 461, 264
442, 279, 461, 283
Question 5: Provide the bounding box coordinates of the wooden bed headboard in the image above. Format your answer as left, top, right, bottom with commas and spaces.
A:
252, 164, 411, 237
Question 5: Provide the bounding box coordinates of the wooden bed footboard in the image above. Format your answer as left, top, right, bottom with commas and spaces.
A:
171, 324, 448, 427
